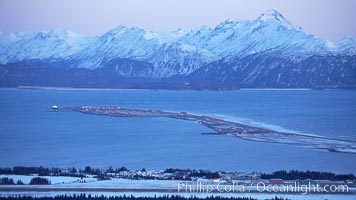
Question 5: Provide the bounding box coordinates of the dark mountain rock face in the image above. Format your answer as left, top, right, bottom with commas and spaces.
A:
185, 54, 356, 88
2, 54, 354, 89
1, 10, 355, 89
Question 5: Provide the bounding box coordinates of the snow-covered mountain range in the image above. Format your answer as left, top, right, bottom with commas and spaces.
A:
0, 10, 355, 89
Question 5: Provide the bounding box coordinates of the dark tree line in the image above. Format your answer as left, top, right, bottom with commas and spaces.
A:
0, 177, 14, 185
29, 177, 51, 185
260, 170, 355, 180
0, 194, 289, 200
0, 166, 128, 176
0, 177, 47, 185
164, 168, 220, 179
0, 166, 54, 176
80, 166, 128, 175
13, 166, 50, 176
189, 171, 220, 179
0, 177, 24, 185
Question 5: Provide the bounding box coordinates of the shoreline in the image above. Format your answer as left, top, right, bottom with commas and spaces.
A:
62, 105, 356, 154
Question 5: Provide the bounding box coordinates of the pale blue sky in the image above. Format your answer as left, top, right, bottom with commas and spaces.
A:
0, 0, 355, 42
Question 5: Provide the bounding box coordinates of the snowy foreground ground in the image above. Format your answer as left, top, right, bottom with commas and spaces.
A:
0, 175, 355, 200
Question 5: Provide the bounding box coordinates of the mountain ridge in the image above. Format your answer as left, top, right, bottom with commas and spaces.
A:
0, 10, 355, 89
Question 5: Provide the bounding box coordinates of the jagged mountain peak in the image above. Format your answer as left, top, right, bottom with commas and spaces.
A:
48, 28, 81, 38
257, 9, 302, 31
197, 25, 211, 31
0, 9, 355, 79
337, 36, 356, 54
105, 25, 145, 37
259, 9, 285, 22
169, 28, 191, 37
340, 36, 356, 43
215, 18, 242, 30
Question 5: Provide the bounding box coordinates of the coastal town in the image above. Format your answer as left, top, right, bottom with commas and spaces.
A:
0, 166, 355, 192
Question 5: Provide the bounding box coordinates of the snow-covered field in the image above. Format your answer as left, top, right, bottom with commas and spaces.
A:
0, 175, 181, 188
1, 175, 355, 199
0, 175, 96, 185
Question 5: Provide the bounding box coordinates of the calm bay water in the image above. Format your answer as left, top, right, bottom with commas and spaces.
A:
0, 88, 356, 173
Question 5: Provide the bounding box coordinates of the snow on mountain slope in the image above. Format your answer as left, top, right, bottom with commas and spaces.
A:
0, 9, 355, 79
74, 25, 160, 69
178, 10, 334, 58
147, 42, 219, 77
73, 26, 218, 76
0, 31, 18, 45
0, 29, 88, 64
337, 36, 356, 54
